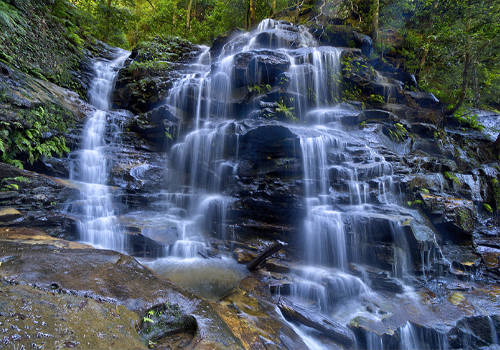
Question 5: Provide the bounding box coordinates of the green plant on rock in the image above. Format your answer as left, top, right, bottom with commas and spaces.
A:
165, 127, 173, 141
342, 83, 362, 102
143, 310, 155, 324
444, 171, 462, 186
276, 100, 297, 122
407, 199, 423, 206
369, 94, 384, 104
453, 108, 484, 131
128, 59, 171, 74
483, 203, 494, 213
388, 123, 408, 142
248, 83, 271, 95
0, 104, 72, 168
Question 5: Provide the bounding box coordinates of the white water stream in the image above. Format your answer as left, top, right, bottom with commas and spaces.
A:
70, 50, 129, 252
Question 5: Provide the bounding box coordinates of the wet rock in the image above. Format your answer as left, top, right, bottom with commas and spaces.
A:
400, 173, 449, 194
210, 28, 245, 59
448, 315, 500, 349
127, 105, 180, 148
0, 207, 22, 222
309, 24, 373, 56
0, 284, 147, 350
0, 240, 245, 350
350, 264, 404, 293
233, 247, 259, 264
0, 163, 80, 238
0, 227, 90, 249
239, 124, 301, 161
411, 122, 439, 138
370, 57, 418, 89
215, 275, 310, 350
419, 194, 476, 237
138, 303, 196, 345
358, 109, 400, 124
232, 50, 291, 88
406, 91, 440, 108
278, 297, 356, 347
113, 71, 178, 113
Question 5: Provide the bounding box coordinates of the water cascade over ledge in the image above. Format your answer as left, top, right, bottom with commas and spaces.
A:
68, 50, 130, 252
71, 18, 500, 349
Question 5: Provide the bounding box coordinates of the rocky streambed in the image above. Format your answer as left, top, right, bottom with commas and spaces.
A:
1, 18, 500, 350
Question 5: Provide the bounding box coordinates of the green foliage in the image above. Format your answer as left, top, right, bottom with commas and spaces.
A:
453, 108, 485, 131
407, 199, 423, 206
128, 59, 170, 73
143, 310, 155, 323
444, 171, 462, 186
0, 1, 24, 30
1, 176, 30, 191
276, 100, 297, 122
76, 0, 298, 47
248, 83, 271, 95
387, 123, 408, 142
483, 203, 494, 213
0, 104, 72, 168
374, 0, 500, 110
369, 94, 384, 104
165, 127, 173, 140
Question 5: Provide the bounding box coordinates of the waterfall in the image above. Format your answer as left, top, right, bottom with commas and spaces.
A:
71, 50, 129, 252
111, 18, 498, 350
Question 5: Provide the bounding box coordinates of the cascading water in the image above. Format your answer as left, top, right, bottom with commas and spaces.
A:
107, 18, 499, 349
70, 50, 129, 252
137, 18, 424, 347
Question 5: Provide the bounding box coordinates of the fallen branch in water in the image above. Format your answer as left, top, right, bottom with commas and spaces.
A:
246, 240, 287, 271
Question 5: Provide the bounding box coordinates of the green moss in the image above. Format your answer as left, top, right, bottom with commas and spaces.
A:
444, 171, 462, 186
0, 0, 90, 96
407, 199, 423, 206
139, 302, 196, 345
0, 103, 73, 168
483, 203, 494, 213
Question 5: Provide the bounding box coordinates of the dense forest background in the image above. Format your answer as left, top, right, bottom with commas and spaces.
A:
0, 0, 499, 117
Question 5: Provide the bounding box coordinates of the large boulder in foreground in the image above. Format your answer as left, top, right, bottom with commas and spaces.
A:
0, 237, 244, 350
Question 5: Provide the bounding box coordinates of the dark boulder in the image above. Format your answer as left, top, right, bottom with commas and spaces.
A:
370, 57, 418, 89
239, 124, 301, 161
309, 25, 373, 56
419, 194, 476, 237
210, 28, 246, 59
232, 50, 291, 88
278, 297, 356, 347
127, 105, 181, 148
407, 91, 440, 108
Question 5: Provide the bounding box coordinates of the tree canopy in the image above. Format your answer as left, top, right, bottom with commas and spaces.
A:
69, 0, 297, 47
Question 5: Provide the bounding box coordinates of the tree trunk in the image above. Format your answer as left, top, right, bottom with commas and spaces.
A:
246, 241, 287, 270
371, 0, 379, 42
172, 2, 178, 25
186, 0, 194, 37
445, 0, 472, 116
249, 0, 257, 28
416, 0, 440, 82
104, 0, 112, 43
271, 0, 276, 15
